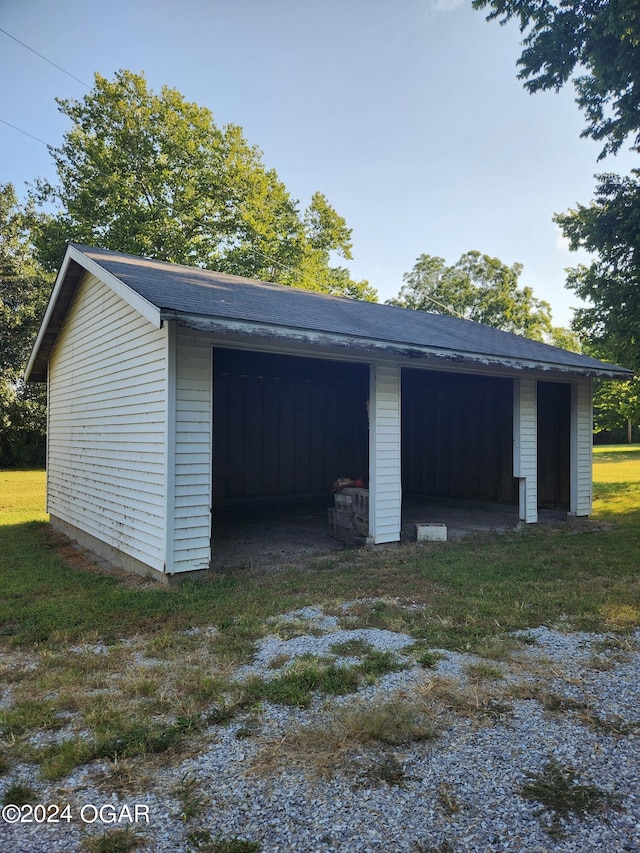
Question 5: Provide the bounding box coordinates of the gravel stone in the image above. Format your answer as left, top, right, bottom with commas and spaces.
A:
2, 607, 639, 852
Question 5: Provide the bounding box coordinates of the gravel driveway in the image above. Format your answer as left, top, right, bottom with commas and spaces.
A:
2, 604, 639, 853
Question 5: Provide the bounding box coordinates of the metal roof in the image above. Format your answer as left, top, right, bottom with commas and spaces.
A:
26, 243, 632, 382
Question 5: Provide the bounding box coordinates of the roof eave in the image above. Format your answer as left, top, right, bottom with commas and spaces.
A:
164, 311, 633, 380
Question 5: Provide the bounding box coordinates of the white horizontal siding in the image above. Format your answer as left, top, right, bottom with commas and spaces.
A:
513, 379, 537, 523
169, 327, 212, 573
368, 363, 401, 544
47, 272, 168, 572
571, 378, 593, 516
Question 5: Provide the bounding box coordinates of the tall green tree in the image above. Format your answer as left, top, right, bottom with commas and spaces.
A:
33, 70, 374, 299
388, 250, 554, 340
0, 183, 52, 466
474, 0, 640, 385
593, 378, 640, 443
556, 171, 640, 372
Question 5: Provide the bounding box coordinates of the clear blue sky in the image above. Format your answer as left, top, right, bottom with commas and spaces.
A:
0, 0, 635, 327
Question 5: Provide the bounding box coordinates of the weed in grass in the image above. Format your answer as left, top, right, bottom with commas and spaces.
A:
174, 773, 208, 822
210, 607, 265, 666
245, 658, 361, 708
204, 705, 238, 726
437, 781, 461, 815
329, 638, 374, 657
125, 677, 162, 699
403, 640, 444, 669
576, 710, 634, 736
507, 683, 633, 735
179, 671, 229, 706
266, 653, 290, 670
209, 631, 259, 669
338, 600, 411, 633
415, 650, 442, 669
83, 827, 144, 853
146, 632, 200, 660
591, 636, 637, 656
520, 758, 622, 836
40, 715, 201, 779
585, 655, 615, 672
472, 635, 526, 660
235, 716, 261, 739
358, 649, 405, 679
516, 632, 540, 646
1, 782, 37, 806
464, 662, 505, 682
0, 699, 61, 737
600, 603, 640, 631
418, 676, 513, 725
249, 649, 403, 705
186, 832, 261, 853
254, 693, 438, 779
268, 617, 323, 640
507, 684, 587, 714
95, 758, 151, 796
357, 752, 408, 788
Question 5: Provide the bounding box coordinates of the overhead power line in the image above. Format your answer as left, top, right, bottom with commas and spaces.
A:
0, 26, 90, 88
0, 117, 51, 148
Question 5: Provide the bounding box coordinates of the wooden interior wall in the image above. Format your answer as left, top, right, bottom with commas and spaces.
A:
213, 349, 369, 504
537, 381, 571, 509
402, 369, 517, 503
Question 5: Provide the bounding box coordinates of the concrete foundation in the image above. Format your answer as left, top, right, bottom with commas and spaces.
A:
50, 515, 170, 585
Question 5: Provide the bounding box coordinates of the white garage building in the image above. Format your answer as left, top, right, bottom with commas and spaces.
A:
26, 244, 630, 582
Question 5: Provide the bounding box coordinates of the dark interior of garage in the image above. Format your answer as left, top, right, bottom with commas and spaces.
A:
210, 353, 573, 568
402, 368, 518, 505
537, 381, 571, 510
212, 348, 370, 506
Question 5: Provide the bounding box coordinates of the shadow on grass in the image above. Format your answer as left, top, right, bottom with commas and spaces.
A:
0, 521, 243, 645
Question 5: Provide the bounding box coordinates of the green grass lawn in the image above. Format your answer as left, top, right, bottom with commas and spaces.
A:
1, 451, 639, 787
593, 444, 640, 517
0, 449, 639, 650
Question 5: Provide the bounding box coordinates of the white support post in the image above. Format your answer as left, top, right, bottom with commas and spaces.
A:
367, 363, 402, 545
164, 319, 176, 575
513, 378, 538, 523
570, 378, 593, 517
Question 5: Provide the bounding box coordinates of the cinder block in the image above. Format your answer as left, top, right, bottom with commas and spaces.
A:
416, 523, 447, 542
354, 514, 368, 536
334, 509, 355, 530
334, 494, 354, 509
353, 490, 369, 517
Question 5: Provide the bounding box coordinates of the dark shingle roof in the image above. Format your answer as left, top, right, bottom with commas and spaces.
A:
73, 244, 630, 378
25, 243, 630, 384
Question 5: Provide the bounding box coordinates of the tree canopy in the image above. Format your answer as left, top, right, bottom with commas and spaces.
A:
593, 377, 640, 442
474, 0, 640, 438
33, 70, 376, 300
388, 250, 555, 341
472, 0, 640, 159
0, 183, 52, 465
556, 171, 640, 372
